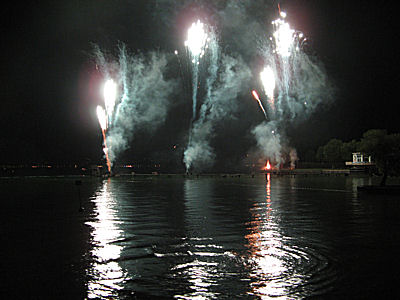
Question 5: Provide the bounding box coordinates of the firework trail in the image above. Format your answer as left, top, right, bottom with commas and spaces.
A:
260, 66, 275, 113
185, 20, 209, 122
266, 10, 317, 119
251, 90, 268, 119
183, 28, 219, 172
96, 105, 112, 172
104, 79, 117, 125
95, 79, 118, 173
183, 20, 215, 173
269, 11, 296, 115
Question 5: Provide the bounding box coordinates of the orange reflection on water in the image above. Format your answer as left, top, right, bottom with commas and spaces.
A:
245, 174, 288, 298
266, 173, 272, 221
86, 179, 127, 299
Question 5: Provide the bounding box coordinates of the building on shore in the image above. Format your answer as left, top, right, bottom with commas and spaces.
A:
345, 152, 375, 172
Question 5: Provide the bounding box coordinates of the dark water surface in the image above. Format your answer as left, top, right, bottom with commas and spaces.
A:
1, 175, 400, 299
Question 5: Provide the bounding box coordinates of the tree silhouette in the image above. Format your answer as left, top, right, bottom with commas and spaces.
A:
359, 129, 400, 186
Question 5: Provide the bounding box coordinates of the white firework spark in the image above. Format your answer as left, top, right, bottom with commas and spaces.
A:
103, 79, 117, 124
96, 105, 107, 130
260, 66, 275, 100
272, 12, 295, 58
185, 20, 208, 59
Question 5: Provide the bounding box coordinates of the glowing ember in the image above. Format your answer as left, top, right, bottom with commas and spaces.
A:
252, 90, 260, 101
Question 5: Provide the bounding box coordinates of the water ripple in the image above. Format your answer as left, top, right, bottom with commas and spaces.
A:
82, 176, 368, 298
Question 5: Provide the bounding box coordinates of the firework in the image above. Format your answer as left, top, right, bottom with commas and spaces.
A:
185, 20, 209, 121
257, 8, 310, 124
185, 20, 208, 59
251, 90, 268, 119
260, 66, 275, 99
260, 66, 276, 112
103, 79, 117, 125
96, 105, 112, 173
272, 12, 295, 58
96, 78, 117, 174
96, 105, 107, 130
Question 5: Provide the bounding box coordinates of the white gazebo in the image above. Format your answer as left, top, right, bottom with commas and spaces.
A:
345, 152, 374, 166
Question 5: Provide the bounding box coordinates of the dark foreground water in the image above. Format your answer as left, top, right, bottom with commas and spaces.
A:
1, 174, 400, 299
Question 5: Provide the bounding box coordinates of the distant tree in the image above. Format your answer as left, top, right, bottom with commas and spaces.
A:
323, 138, 343, 168
316, 146, 325, 162
359, 129, 400, 186
341, 139, 360, 161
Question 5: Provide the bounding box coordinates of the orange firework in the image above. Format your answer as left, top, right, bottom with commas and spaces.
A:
251, 90, 267, 119
101, 129, 112, 173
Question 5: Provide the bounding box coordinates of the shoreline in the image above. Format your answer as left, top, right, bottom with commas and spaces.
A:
0, 168, 372, 179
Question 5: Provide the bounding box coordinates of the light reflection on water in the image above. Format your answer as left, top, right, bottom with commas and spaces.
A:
80, 175, 399, 298
175, 179, 222, 299
85, 179, 127, 299
4, 174, 399, 298
173, 259, 219, 300
178, 176, 306, 299
246, 173, 291, 298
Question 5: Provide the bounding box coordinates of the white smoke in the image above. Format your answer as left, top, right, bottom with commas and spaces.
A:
289, 148, 298, 169
183, 121, 215, 171
91, 1, 335, 171
184, 52, 251, 172
151, 1, 334, 171
252, 121, 283, 167
95, 45, 178, 166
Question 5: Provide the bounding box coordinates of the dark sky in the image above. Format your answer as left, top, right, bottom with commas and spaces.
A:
0, 1, 398, 165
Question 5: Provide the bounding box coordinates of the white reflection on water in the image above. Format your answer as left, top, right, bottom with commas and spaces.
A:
245, 174, 289, 298
350, 176, 372, 197
173, 259, 219, 299
85, 179, 127, 299
175, 179, 220, 299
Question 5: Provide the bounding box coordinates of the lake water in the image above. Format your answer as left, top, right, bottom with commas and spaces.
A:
1, 174, 400, 299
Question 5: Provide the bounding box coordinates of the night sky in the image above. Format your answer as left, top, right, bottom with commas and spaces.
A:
1, 1, 398, 166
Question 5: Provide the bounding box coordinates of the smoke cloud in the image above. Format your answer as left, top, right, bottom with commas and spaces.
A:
184, 49, 251, 172
95, 45, 178, 166
248, 13, 334, 168
251, 121, 283, 167
91, 1, 335, 171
